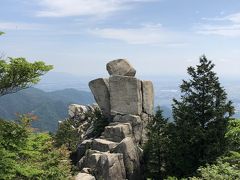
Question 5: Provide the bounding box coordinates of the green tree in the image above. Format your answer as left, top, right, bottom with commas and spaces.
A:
190, 119, 240, 180
0, 58, 53, 96
0, 114, 72, 179
225, 119, 240, 152
55, 119, 81, 152
144, 107, 169, 179
0, 33, 52, 96
170, 55, 234, 177
91, 109, 109, 137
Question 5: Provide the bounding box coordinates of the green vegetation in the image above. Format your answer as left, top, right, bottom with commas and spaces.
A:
190, 119, 240, 180
170, 55, 234, 177
144, 107, 169, 179
54, 108, 109, 170
0, 88, 94, 132
225, 119, 240, 152
0, 53, 239, 179
144, 56, 239, 180
91, 109, 109, 137
0, 114, 72, 179
0, 57, 53, 96
0, 35, 74, 179
55, 108, 109, 152
55, 118, 82, 152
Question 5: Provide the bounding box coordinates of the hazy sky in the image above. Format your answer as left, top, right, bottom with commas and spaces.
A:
0, 0, 240, 77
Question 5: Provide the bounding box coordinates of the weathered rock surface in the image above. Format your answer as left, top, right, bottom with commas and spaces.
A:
112, 137, 142, 180
103, 123, 133, 142
78, 150, 100, 170
79, 151, 126, 180
92, 139, 118, 152
140, 113, 152, 145
95, 152, 126, 180
77, 139, 93, 161
68, 104, 85, 118
68, 104, 99, 118
142, 81, 154, 115
89, 78, 110, 116
75, 173, 96, 180
80, 168, 92, 174
107, 59, 136, 77
63, 104, 99, 141
74, 59, 154, 180
113, 115, 143, 143
109, 75, 142, 115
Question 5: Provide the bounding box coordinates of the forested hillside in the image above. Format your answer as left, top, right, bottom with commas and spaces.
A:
0, 88, 94, 132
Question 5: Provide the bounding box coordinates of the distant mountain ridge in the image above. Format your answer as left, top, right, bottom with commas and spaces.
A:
0, 88, 94, 132
1, 72, 239, 132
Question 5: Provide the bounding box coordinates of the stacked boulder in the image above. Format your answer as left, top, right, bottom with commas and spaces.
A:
76, 59, 154, 180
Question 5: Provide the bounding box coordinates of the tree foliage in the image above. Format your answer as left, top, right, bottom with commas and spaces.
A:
225, 119, 240, 152
91, 109, 109, 137
0, 57, 53, 96
55, 119, 82, 152
169, 55, 235, 177
0, 115, 72, 179
190, 152, 240, 180
144, 107, 170, 179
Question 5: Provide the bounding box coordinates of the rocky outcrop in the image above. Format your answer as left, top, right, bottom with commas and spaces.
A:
106, 59, 136, 77
113, 115, 142, 144
89, 78, 110, 117
66, 104, 99, 140
68, 104, 98, 119
78, 150, 126, 180
103, 123, 133, 143
142, 81, 154, 115
92, 139, 118, 152
75, 173, 96, 180
109, 75, 142, 115
74, 59, 154, 180
112, 137, 141, 180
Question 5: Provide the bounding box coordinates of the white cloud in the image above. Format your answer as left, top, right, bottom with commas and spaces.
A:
197, 24, 240, 37
36, 0, 156, 17
226, 13, 240, 23
202, 12, 240, 23
89, 24, 183, 45
197, 12, 240, 37
0, 22, 43, 30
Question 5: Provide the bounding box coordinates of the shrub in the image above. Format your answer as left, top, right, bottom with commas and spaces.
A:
0, 115, 72, 179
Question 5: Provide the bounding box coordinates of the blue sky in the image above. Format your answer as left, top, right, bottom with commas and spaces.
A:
0, 0, 240, 77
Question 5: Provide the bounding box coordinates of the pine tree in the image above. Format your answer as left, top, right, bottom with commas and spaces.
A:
144, 107, 169, 179
170, 55, 235, 177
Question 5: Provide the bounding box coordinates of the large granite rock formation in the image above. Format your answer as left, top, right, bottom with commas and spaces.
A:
74, 59, 154, 180
109, 75, 142, 115
89, 78, 110, 116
